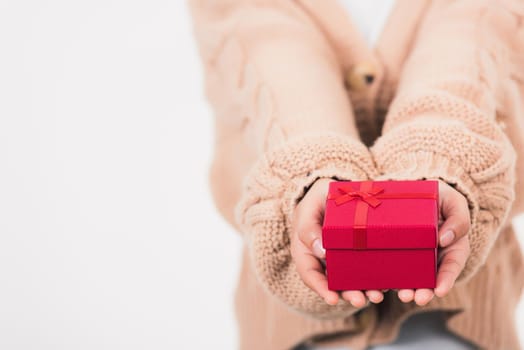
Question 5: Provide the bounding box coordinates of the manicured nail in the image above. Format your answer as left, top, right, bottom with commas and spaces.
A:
312, 238, 326, 258
324, 292, 338, 305
440, 230, 455, 247
435, 283, 450, 298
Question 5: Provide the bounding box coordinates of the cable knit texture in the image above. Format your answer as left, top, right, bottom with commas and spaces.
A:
235, 133, 378, 317
188, 0, 524, 349
369, 0, 518, 282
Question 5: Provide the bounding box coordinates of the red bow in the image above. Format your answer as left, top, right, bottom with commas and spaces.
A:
329, 183, 385, 208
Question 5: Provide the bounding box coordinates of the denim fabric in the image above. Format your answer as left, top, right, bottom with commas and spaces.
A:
294, 311, 477, 350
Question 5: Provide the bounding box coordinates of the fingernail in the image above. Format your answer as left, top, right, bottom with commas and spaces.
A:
440, 230, 455, 247
324, 292, 338, 305
312, 238, 326, 258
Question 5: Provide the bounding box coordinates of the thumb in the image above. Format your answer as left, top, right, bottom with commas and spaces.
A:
293, 179, 330, 259
300, 231, 326, 259
438, 184, 471, 248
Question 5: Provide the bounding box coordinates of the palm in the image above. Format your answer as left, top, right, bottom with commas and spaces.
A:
291, 179, 471, 307
396, 180, 471, 304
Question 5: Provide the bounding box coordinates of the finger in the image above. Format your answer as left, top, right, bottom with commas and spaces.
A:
293, 188, 328, 260
365, 290, 384, 304
435, 235, 469, 297
293, 204, 324, 259
341, 290, 367, 308
294, 247, 339, 305
438, 189, 471, 248
301, 231, 326, 259
414, 289, 435, 306
435, 261, 458, 298
397, 289, 415, 303
435, 236, 469, 298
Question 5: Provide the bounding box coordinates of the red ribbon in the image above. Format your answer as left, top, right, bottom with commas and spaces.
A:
327, 181, 437, 249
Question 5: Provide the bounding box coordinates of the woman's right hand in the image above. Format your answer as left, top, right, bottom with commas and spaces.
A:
290, 178, 385, 308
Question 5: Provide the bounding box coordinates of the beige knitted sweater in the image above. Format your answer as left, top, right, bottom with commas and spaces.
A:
188, 0, 524, 349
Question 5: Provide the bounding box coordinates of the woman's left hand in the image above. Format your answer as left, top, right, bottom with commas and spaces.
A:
397, 180, 471, 306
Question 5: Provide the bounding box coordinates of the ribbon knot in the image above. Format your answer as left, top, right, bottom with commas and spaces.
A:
329, 184, 385, 208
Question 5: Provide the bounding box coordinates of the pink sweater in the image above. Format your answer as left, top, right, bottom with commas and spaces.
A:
188, 0, 524, 349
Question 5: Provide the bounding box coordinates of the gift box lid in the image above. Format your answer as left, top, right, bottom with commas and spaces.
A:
322, 180, 439, 250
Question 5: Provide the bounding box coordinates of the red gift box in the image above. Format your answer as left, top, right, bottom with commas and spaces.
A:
321, 180, 439, 291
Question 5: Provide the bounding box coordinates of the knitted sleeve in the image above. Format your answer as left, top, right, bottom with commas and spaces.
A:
187, 1, 377, 318
370, 0, 522, 282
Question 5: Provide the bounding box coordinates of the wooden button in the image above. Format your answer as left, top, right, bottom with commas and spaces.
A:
346, 62, 377, 91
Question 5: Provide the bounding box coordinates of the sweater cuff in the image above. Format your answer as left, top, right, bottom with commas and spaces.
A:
234, 132, 378, 318
370, 125, 517, 282
369, 151, 479, 282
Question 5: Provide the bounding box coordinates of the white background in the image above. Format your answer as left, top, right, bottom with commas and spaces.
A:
0, 1, 522, 349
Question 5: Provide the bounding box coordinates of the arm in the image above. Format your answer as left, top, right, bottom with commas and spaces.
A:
370, 0, 522, 282
188, 1, 377, 318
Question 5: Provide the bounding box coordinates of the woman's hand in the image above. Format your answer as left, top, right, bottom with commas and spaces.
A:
290, 178, 384, 308
290, 178, 471, 308
396, 180, 471, 305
